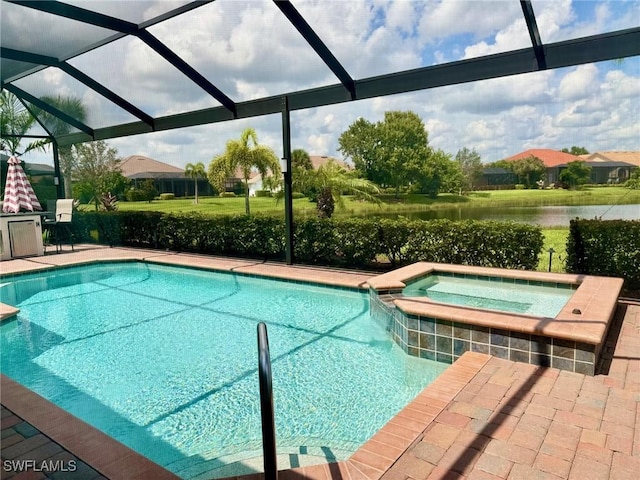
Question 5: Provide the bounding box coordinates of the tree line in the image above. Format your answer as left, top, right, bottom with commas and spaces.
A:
1, 91, 612, 216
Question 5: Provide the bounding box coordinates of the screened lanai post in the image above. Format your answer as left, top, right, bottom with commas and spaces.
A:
52, 140, 63, 199
281, 96, 294, 265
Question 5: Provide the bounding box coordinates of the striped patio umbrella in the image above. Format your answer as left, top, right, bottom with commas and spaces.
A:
2, 155, 42, 213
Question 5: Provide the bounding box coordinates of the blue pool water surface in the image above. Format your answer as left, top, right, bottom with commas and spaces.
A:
402, 274, 574, 317
0, 262, 447, 478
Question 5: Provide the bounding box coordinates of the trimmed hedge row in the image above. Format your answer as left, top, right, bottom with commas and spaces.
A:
73, 212, 544, 270
566, 219, 640, 290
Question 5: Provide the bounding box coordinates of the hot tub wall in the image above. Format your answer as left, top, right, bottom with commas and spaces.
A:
370, 290, 599, 375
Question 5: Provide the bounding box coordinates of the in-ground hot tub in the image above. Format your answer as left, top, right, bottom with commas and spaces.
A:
368, 262, 624, 375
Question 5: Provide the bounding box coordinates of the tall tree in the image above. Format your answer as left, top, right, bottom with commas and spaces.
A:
185, 161, 206, 204
378, 111, 431, 197
338, 111, 431, 197
561, 146, 589, 156
71, 140, 127, 210
0, 91, 48, 155
559, 161, 592, 188
511, 155, 546, 188
455, 147, 484, 192
415, 149, 460, 198
207, 128, 280, 215
35, 95, 87, 199
291, 148, 313, 171
337, 117, 382, 183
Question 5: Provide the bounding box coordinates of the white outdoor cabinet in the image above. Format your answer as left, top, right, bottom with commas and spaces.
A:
0, 213, 45, 260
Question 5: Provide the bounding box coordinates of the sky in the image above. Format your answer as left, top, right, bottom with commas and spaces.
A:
12, 0, 640, 169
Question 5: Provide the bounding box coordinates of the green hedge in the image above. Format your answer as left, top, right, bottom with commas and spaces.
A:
73, 212, 543, 270
566, 219, 640, 290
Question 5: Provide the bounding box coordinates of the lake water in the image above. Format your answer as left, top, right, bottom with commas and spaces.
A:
370, 204, 639, 226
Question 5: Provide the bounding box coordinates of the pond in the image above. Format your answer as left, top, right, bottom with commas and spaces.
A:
367, 204, 640, 226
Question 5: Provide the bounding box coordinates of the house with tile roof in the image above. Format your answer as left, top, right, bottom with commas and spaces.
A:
503, 149, 637, 186
120, 155, 214, 197
581, 151, 640, 167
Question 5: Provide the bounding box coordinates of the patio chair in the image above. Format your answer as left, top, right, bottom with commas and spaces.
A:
43, 199, 75, 253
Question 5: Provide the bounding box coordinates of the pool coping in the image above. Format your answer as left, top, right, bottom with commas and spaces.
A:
367, 262, 624, 346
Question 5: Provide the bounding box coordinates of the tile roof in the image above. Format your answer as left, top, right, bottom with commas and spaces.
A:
583, 151, 640, 167
120, 155, 184, 177
309, 155, 351, 170
505, 149, 581, 167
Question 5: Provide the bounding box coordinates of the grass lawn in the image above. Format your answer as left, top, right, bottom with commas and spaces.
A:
91, 187, 633, 275
539, 228, 569, 273
108, 186, 639, 217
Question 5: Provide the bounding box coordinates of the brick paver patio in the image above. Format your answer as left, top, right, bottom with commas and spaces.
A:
1, 246, 638, 479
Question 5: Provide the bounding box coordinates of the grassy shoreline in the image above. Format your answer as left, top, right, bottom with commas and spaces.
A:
95, 187, 637, 274
110, 186, 639, 217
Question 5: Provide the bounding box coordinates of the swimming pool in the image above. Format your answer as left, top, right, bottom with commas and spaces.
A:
0, 262, 447, 479
402, 273, 574, 317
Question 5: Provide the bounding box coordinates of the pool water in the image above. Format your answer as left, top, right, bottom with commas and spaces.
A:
0, 262, 447, 478
402, 274, 574, 317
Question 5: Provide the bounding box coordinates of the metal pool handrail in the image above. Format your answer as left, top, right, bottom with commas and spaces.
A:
257, 322, 278, 479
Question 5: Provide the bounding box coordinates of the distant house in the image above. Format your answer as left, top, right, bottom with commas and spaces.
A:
243, 156, 350, 196
502, 149, 637, 186
120, 155, 213, 197
582, 151, 640, 167
578, 151, 639, 184
504, 149, 581, 185
478, 167, 518, 188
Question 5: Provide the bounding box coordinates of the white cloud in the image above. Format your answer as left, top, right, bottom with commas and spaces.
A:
418, 0, 522, 43
385, 0, 417, 35
558, 64, 600, 101
14, 0, 640, 170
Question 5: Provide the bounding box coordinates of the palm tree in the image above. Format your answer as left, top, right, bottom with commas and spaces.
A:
291, 159, 380, 218
185, 161, 206, 204
207, 128, 280, 215
0, 91, 48, 155
292, 148, 313, 171
34, 95, 87, 199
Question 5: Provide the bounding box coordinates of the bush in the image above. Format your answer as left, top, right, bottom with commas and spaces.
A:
126, 180, 158, 203
566, 219, 640, 291
515, 184, 526, 190
74, 212, 544, 271
254, 190, 272, 197
292, 192, 305, 199
220, 192, 236, 198
159, 193, 175, 200
399, 219, 542, 270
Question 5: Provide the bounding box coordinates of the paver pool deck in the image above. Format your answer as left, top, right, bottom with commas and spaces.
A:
1, 245, 638, 480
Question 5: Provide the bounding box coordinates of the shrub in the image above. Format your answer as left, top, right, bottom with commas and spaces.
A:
126, 180, 158, 203
254, 190, 272, 197
515, 184, 526, 190
220, 192, 236, 198
291, 192, 305, 199
159, 193, 175, 200
73, 212, 544, 271
566, 219, 640, 291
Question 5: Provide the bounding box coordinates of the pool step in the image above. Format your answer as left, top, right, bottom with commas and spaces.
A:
171, 447, 350, 479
